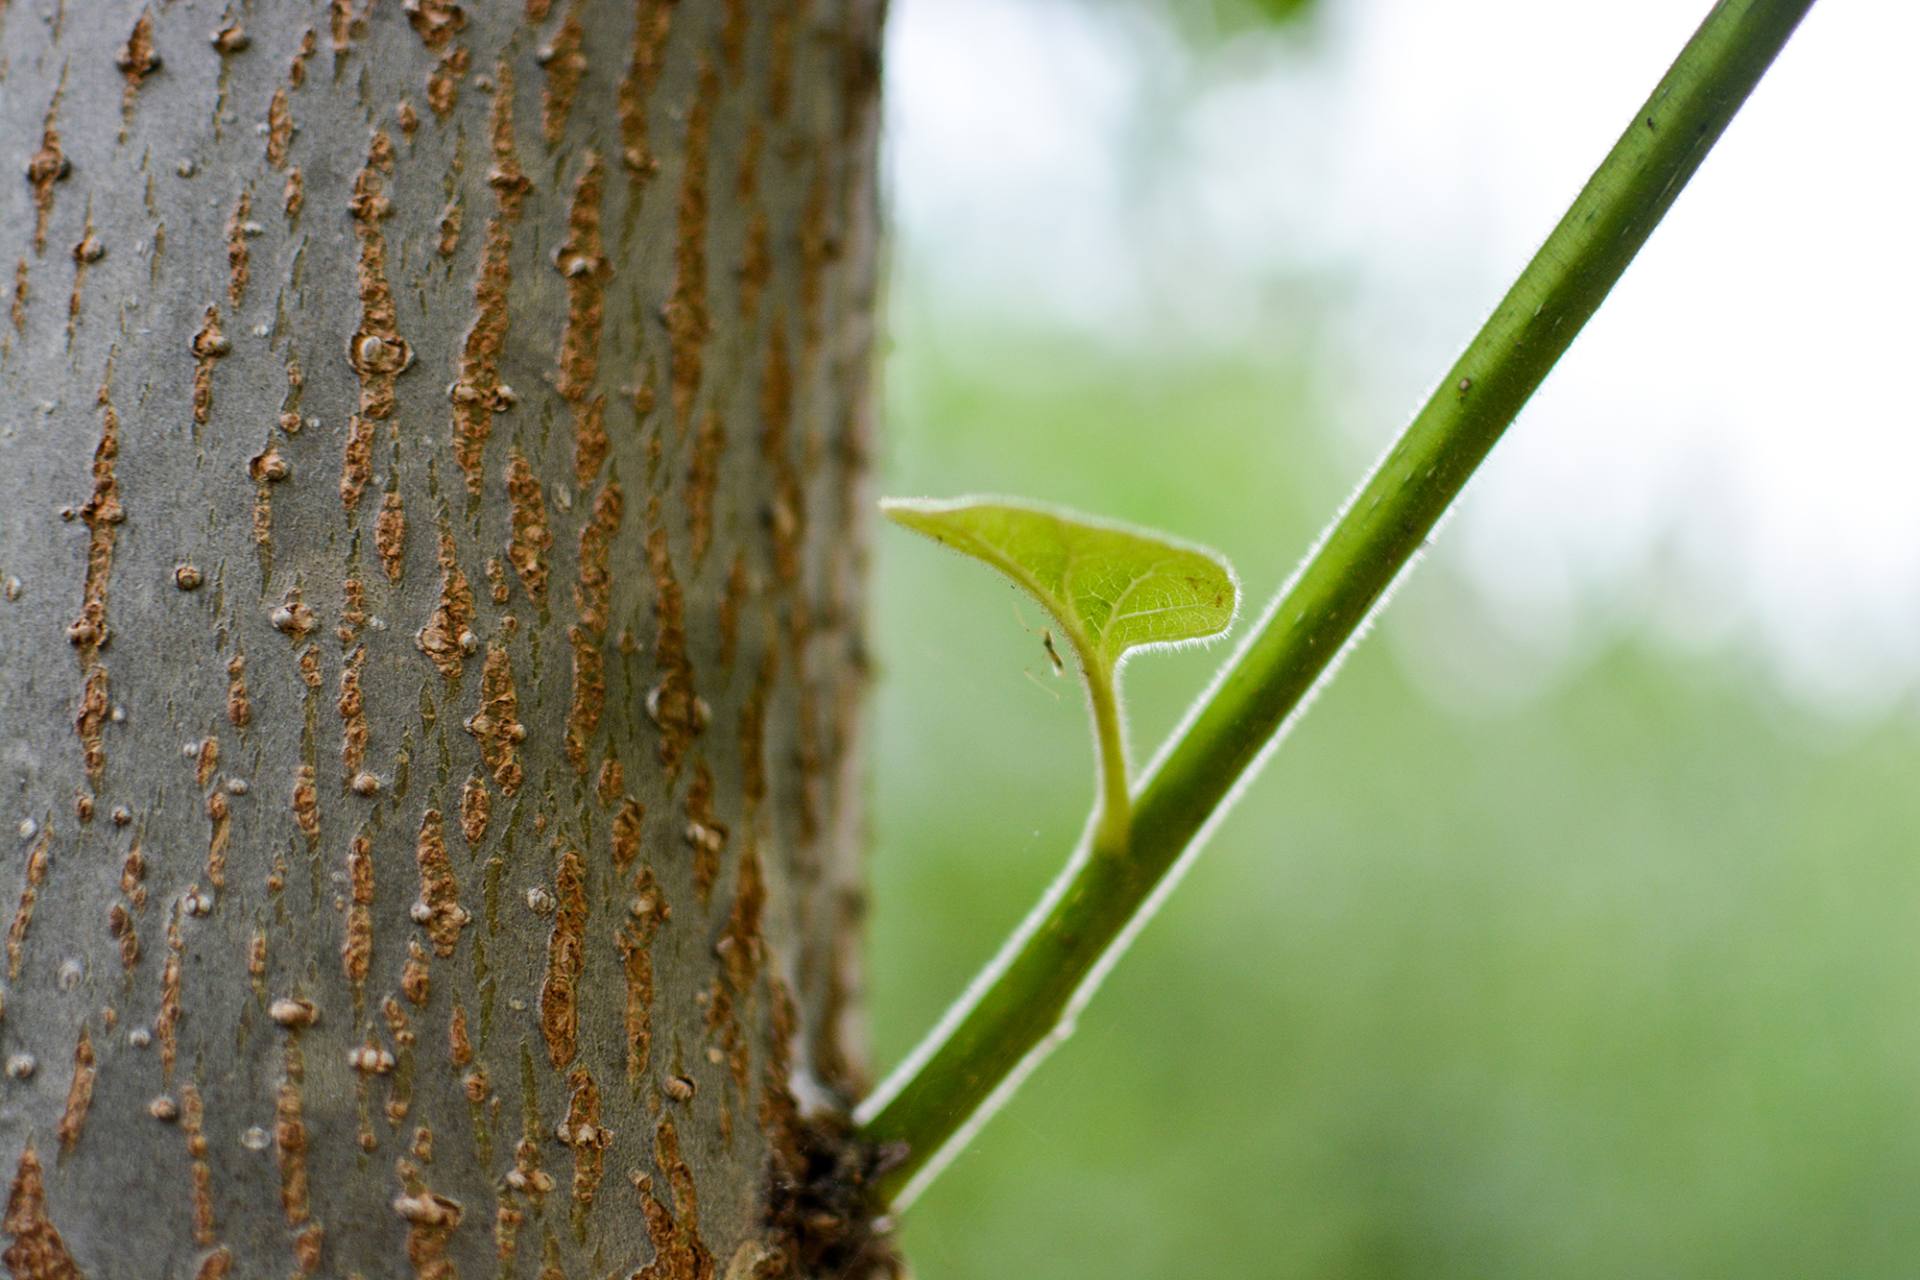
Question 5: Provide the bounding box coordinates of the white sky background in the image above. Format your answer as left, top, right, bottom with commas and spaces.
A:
884, 0, 1920, 715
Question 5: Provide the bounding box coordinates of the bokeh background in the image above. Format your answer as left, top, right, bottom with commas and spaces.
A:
863, 1, 1920, 1276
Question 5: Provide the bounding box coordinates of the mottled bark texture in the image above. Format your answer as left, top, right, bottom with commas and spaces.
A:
0, 1, 882, 1275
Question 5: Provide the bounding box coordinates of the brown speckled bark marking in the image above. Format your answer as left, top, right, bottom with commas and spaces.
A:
275, 1043, 313, 1235
292, 765, 321, 845
467, 644, 523, 794
721, 0, 749, 80
224, 190, 252, 304
563, 625, 605, 773
686, 410, 725, 564
438, 197, 464, 258
289, 26, 317, 84
66, 220, 102, 346
596, 757, 625, 807
71, 382, 121, 780
267, 89, 294, 168
248, 933, 269, 995
741, 645, 775, 811
330, 1, 364, 55
761, 321, 804, 586
575, 483, 622, 636
6, 830, 50, 981
392, 1163, 462, 1280
382, 996, 420, 1138
556, 153, 609, 480
190, 306, 228, 427
736, 123, 768, 323
403, 938, 433, 1006
180, 1084, 218, 1247
538, 5, 587, 144
3, 1145, 83, 1280
120, 843, 148, 913
414, 1, 472, 121
758, 979, 808, 1246
55, 1029, 96, 1154
503, 450, 552, 602
414, 810, 468, 956
339, 646, 370, 779
611, 797, 644, 870
618, 867, 663, 1083
377, 490, 408, 582
204, 789, 231, 889
489, 67, 532, 206
398, 936, 430, 1006
345, 131, 410, 517
458, 773, 491, 845
450, 61, 527, 495
26, 85, 68, 256
497, 1131, 553, 1265
711, 833, 767, 1097
559, 1068, 608, 1225
633, 1119, 710, 1280
156, 912, 183, 1083
344, 832, 373, 994
194, 737, 220, 792
432, 47, 473, 119
9, 259, 28, 336
292, 1226, 323, 1277
280, 353, 307, 432
341, 578, 368, 642
684, 761, 727, 907
107, 896, 140, 971
407, 7, 465, 53
417, 528, 476, 679
644, 509, 701, 773
714, 652, 771, 1105
448, 1003, 472, 1069
226, 655, 252, 727
665, 65, 717, 431
617, 0, 674, 182
116, 13, 160, 126
718, 553, 748, 671
538, 846, 586, 1069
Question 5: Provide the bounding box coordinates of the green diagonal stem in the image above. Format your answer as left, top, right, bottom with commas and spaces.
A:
857, 0, 1818, 1207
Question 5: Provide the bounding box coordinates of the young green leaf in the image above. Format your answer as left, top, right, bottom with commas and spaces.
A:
879, 496, 1238, 678
881, 495, 1238, 865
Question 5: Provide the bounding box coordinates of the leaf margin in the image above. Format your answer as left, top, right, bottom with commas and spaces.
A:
878, 492, 1242, 677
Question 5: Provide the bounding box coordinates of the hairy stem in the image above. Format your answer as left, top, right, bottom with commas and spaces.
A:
1084, 660, 1132, 857
858, 0, 1818, 1207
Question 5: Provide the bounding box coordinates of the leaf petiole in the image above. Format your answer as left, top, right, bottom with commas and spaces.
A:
1082, 659, 1131, 857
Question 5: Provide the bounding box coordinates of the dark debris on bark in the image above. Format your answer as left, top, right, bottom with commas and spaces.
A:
769, 1114, 908, 1279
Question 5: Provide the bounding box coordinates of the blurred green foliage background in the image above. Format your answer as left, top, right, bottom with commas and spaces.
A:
865, 0, 1918, 1272
862, 310, 1920, 1277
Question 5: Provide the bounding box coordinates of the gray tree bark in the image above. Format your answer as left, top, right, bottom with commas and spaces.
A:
0, 1, 882, 1276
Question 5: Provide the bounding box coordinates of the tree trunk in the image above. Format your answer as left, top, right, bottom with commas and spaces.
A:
0, 1, 882, 1275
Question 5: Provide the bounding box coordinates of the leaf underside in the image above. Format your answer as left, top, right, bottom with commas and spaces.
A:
881, 496, 1238, 672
